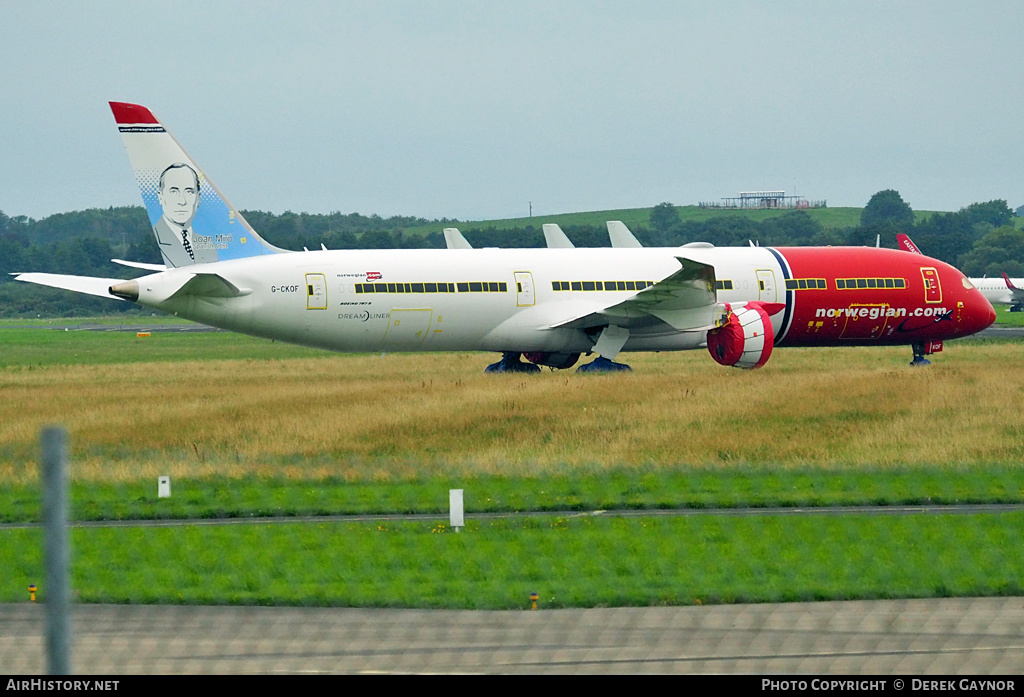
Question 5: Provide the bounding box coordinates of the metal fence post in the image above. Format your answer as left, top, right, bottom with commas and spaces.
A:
41, 425, 72, 675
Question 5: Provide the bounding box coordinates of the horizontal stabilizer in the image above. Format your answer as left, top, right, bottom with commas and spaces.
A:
112, 259, 167, 271
108, 272, 252, 304
171, 273, 252, 299
144, 270, 253, 300
13, 273, 127, 300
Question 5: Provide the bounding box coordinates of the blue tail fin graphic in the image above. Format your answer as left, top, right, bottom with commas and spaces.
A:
110, 102, 285, 268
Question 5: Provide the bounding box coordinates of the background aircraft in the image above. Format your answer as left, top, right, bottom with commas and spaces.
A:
898, 233, 1022, 313
14, 103, 996, 371
969, 274, 1024, 312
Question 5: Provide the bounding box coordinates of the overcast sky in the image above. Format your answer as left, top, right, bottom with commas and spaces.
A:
3, 1, 1022, 222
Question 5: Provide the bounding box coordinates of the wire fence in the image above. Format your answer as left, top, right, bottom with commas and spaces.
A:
3, 599, 1024, 674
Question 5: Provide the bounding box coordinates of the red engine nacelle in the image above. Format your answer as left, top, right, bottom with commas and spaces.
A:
523, 352, 580, 370
706, 302, 783, 369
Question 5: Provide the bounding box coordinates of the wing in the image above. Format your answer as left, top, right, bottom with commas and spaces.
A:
548, 256, 724, 332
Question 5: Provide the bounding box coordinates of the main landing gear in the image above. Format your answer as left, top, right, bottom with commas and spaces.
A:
576, 356, 633, 373
486, 326, 635, 374
576, 324, 632, 372
910, 342, 931, 367
483, 352, 632, 373
484, 352, 541, 373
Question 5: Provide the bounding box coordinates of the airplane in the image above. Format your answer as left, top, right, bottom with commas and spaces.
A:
14, 102, 996, 371
897, 233, 1024, 313
968, 274, 1024, 312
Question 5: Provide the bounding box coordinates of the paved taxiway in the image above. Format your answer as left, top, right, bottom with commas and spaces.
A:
2, 598, 1022, 674
3, 503, 1024, 531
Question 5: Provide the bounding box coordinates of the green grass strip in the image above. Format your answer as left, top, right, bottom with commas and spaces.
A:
2, 513, 1021, 609
2, 465, 1022, 524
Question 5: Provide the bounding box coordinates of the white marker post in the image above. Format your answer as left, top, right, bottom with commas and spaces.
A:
158, 476, 171, 498
449, 489, 464, 532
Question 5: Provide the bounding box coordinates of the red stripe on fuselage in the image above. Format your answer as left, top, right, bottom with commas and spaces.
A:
773, 247, 994, 346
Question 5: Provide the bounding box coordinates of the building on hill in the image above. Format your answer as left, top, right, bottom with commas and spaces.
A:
700, 190, 826, 210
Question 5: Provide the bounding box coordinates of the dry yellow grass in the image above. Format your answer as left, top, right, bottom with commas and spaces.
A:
2, 342, 1023, 484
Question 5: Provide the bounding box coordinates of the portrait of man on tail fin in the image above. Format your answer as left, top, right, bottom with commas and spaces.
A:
153, 162, 217, 266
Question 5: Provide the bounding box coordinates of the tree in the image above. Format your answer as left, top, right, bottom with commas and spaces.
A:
959, 200, 1013, 229
649, 202, 680, 234
861, 189, 914, 228
759, 211, 822, 243
958, 226, 1024, 277
912, 210, 982, 266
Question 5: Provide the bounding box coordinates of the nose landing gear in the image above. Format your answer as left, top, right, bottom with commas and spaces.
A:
910, 341, 932, 366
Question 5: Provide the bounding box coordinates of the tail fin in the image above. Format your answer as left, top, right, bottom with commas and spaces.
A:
110, 102, 285, 268
442, 227, 473, 249
896, 233, 923, 255
606, 220, 643, 248
542, 223, 575, 248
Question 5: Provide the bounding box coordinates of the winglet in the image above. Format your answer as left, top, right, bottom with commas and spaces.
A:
1003, 273, 1022, 291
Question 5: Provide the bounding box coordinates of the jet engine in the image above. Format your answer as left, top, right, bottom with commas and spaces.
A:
706, 302, 782, 369
523, 352, 581, 370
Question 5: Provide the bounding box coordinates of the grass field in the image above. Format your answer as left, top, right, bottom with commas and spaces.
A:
992, 307, 1024, 326
3, 514, 1022, 608
1, 323, 1022, 608
3, 332, 1024, 481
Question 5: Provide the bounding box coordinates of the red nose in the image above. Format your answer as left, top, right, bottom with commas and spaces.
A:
984, 302, 996, 329
969, 289, 997, 334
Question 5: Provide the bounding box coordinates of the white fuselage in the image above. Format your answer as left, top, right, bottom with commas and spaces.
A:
970, 277, 1024, 307
144, 246, 784, 354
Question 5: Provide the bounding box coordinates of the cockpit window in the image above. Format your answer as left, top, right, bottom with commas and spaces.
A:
962, 277, 976, 290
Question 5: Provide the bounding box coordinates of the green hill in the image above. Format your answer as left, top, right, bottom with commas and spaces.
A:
403, 205, 944, 237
